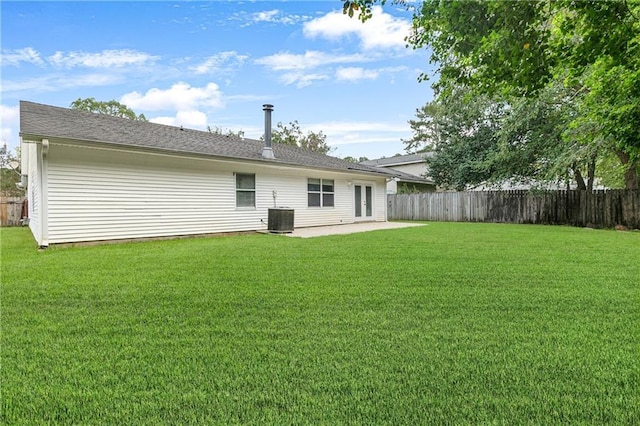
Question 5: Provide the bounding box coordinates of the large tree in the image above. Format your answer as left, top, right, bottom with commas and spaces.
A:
408, 79, 609, 190
345, 0, 640, 188
70, 98, 148, 121
405, 85, 506, 190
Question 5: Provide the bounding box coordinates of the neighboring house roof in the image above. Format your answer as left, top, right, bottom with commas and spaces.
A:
388, 169, 434, 185
360, 152, 432, 167
19, 101, 392, 178
361, 152, 434, 185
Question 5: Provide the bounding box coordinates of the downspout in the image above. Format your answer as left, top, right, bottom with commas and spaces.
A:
39, 139, 49, 247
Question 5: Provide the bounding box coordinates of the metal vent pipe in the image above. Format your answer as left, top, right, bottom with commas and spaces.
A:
262, 104, 275, 159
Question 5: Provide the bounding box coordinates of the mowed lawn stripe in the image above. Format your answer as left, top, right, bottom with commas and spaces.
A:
2, 223, 638, 424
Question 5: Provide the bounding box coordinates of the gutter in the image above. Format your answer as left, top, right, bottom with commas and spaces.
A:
21, 136, 392, 180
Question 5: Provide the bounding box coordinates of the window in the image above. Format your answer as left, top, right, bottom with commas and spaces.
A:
236, 173, 255, 208
308, 178, 334, 207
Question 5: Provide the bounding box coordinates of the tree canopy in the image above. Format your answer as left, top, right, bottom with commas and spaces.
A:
270, 120, 334, 154
208, 126, 245, 139
1, 143, 23, 196
345, 0, 640, 189
342, 156, 370, 163
70, 98, 148, 121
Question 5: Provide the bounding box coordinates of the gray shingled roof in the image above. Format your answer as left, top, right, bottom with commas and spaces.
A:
360, 153, 434, 184
360, 152, 432, 167
388, 169, 434, 185
19, 101, 392, 177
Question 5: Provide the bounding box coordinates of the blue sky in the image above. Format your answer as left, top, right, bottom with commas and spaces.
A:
1, 1, 435, 159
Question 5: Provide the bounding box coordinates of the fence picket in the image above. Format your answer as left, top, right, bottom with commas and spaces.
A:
388, 190, 640, 229
0, 197, 26, 227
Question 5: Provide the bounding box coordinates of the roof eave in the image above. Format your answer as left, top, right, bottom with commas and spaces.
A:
20, 134, 389, 178
397, 177, 435, 185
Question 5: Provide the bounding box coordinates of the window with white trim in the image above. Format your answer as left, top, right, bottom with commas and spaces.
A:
236, 173, 255, 208
308, 178, 334, 207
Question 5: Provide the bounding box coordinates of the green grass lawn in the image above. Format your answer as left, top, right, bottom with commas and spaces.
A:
1, 223, 639, 424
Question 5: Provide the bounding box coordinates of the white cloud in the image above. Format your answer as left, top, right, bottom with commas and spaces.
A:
254, 10, 279, 22
308, 120, 412, 151
0, 105, 20, 148
336, 65, 410, 82
304, 6, 410, 50
120, 82, 224, 111
253, 10, 411, 90
150, 110, 208, 129
225, 94, 272, 103
47, 49, 158, 68
2, 73, 122, 93
191, 51, 248, 74
384, 65, 410, 73
311, 120, 409, 135
232, 9, 311, 26
256, 50, 368, 71
336, 67, 379, 81
280, 72, 329, 88
1, 47, 44, 67
2, 48, 158, 69
0, 104, 19, 127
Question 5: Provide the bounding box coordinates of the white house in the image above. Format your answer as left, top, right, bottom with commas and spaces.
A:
361, 153, 435, 194
19, 101, 395, 247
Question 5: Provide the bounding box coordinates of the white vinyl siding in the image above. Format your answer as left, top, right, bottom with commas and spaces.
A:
42, 142, 386, 244
391, 162, 428, 177
374, 183, 386, 221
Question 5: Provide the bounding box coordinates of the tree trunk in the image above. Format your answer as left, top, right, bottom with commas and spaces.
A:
587, 157, 596, 191
573, 163, 586, 190
618, 151, 640, 190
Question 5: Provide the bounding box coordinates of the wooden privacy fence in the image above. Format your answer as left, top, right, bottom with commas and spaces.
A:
0, 197, 26, 227
388, 190, 640, 229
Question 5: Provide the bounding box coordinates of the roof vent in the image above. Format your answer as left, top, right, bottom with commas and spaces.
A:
262, 104, 275, 160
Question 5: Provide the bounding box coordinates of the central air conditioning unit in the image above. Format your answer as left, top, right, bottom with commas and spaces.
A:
267, 207, 294, 233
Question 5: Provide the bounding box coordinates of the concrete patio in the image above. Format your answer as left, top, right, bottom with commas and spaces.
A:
283, 221, 426, 238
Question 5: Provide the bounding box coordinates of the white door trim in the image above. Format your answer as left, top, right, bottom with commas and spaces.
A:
353, 181, 375, 222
